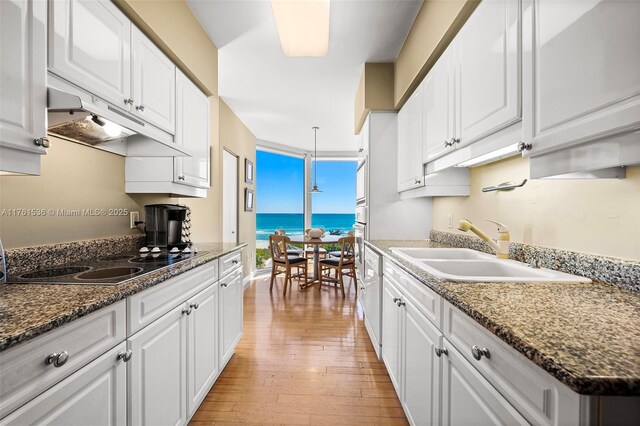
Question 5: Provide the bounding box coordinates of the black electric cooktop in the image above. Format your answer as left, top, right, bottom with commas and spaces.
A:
8, 247, 209, 285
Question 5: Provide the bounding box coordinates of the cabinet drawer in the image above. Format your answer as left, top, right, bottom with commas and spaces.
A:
443, 301, 579, 425
219, 250, 242, 278
0, 300, 126, 418
127, 262, 218, 335
383, 259, 441, 329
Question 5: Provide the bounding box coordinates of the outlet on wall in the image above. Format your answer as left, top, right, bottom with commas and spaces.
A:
448, 213, 454, 229
130, 211, 140, 229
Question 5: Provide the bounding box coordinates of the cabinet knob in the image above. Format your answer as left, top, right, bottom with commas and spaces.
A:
392, 297, 401, 303
517, 142, 532, 152
396, 300, 405, 307
182, 307, 192, 315
45, 351, 69, 367
135, 104, 145, 112
221, 282, 228, 288
444, 140, 451, 147
34, 137, 50, 148
414, 178, 421, 185
471, 345, 490, 361
453, 137, 461, 144
124, 98, 134, 105
117, 350, 133, 362
358, 148, 364, 153
178, 175, 186, 181
189, 302, 200, 310
435, 346, 448, 357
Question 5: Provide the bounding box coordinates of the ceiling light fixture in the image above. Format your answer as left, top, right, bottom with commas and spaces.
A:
310, 126, 322, 193
271, 0, 330, 57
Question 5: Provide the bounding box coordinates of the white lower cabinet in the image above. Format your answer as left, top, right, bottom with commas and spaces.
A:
382, 276, 442, 426
0, 255, 244, 425
441, 340, 528, 425
187, 283, 219, 416
0, 343, 128, 426
219, 267, 244, 370
128, 302, 188, 426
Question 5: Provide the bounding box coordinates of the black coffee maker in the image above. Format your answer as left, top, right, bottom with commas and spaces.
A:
144, 204, 189, 249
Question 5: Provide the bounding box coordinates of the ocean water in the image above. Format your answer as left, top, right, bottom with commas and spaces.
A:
256, 213, 355, 241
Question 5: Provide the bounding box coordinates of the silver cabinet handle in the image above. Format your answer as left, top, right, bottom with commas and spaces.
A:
124, 98, 134, 105
471, 345, 490, 361
189, 302, 199, 310
444, 139, 451, 147
453, 137, 461, 145
414, 178, 421, 185
45, 351, 69, 367
517, 142, 532, 152
392, 297, 401, 303
435, 346, 448, 357
34, 137, 50, 148
182, 307, 192, 315
135, 104, 145, 112
232, 259, 239, 264
358, 148, 364, 153
117, 350, 133, 362
178, 175, 186, 181
221, 282, 228, 287
396, 300, 405, 307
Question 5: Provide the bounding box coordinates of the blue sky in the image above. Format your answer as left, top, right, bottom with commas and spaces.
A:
256, 150, 356, 214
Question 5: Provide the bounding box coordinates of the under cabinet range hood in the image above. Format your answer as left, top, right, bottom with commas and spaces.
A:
47, 75, 190, 157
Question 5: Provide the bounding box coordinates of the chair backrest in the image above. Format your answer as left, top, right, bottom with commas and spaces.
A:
304, 228, 311, 235
338, 236, 356, 265
269, 234, 290, 264
275, 229, 286, 236
347, 231, 355, 237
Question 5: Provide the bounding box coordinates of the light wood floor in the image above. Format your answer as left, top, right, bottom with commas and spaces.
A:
190, 273, 408, 425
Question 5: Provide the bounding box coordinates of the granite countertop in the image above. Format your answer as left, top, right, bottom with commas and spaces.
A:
0, 242, 246, 353
366, 240, 640, 396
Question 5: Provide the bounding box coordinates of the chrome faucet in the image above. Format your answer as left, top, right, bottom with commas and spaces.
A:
458, 219, 510, 259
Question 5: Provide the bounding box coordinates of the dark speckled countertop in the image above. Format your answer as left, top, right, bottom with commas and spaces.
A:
366, 239, 640, 396
0, 242, 246, 353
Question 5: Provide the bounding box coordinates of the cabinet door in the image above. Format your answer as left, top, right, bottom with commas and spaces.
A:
0, 0, 47, 163
456, 0, 521, 147
402, 299, 442, 426
381, 277, 402, 395
363, 256, 381, 349
131, 26, 176, 133
397, 85, 424, 192
174, 70, 210, 188
187, 283, 219, 416
522, 0, 640, 156
0, 343, 127, 426
219, 268, 243, 370
423, 46, 455, 163
49, 0, 131, 109
128, 303, 187, 426
441, 341, 528, 426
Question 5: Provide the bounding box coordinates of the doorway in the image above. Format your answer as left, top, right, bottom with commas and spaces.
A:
223, 149, 238, 243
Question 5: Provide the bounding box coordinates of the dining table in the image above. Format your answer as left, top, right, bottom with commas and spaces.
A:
286, 234, 342, 288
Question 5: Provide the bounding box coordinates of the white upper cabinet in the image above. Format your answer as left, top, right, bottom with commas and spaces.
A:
174, 69, 210, 188
131, 26, 176, 133
423, 46, 456, 163
49, 0, 132, 110
397, 84, 425, 192
0, 0, 47, 175
522, 0, 640, 157
455, 0, 521, 148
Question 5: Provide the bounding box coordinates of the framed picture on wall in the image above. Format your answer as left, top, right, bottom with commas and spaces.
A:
244, 188, 254, 212
245, 159, 254, 184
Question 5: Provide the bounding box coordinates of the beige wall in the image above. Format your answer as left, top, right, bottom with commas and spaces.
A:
354, 63, 395, 133
0, 0, 258, 275
432, 157, 640, 260
394, 0, 478, 108
219, 101, 257, 276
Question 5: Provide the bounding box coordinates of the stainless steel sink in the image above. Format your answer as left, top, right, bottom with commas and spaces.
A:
390, 247, 591, 283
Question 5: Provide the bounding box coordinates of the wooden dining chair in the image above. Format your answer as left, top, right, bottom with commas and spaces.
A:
275, 230, 304, 257
269, 234, 308, 295
303, 228, 327, 259
319, 236, 357, 298
328, 231, 355, 258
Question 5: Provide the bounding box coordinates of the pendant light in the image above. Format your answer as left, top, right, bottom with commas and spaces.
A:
310, 126, 322, 193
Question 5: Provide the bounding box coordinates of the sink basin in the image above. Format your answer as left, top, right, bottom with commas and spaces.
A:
390, 247, 493, 260
390, 247, 591, 283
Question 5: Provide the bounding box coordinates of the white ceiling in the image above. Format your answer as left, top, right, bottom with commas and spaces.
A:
187, 0, 422, 152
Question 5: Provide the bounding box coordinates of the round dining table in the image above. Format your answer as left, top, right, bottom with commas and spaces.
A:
286, 234, 342, 288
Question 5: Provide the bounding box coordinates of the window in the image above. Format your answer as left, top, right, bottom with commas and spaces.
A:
311, 159, 357, 235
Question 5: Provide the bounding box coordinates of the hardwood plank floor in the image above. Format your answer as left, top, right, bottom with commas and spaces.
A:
190, 274, 407, 425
